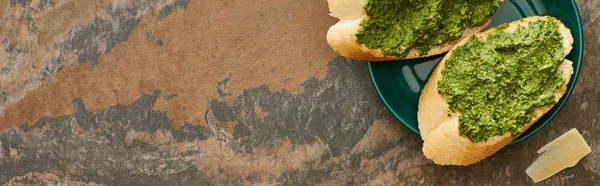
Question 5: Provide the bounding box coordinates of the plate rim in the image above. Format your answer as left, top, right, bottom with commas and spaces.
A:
366, 0, 584, 145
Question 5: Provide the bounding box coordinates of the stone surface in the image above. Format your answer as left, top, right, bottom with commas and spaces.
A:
0, 0, 598, 185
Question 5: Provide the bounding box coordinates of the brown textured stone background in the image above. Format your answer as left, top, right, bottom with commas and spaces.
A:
0, 0, 598, 185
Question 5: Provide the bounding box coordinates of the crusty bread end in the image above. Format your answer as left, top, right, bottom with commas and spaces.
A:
326, 0, 502, 61
417, 16, 574, 166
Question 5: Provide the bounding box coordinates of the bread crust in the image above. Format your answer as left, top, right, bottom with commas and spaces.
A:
326, 0, 502, 61
417, 16, 574, 166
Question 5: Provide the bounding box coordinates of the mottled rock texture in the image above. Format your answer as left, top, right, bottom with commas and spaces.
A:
0, 0, 599, 185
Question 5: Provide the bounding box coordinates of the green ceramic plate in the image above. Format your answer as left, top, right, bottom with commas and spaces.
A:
368, 0, 583, 145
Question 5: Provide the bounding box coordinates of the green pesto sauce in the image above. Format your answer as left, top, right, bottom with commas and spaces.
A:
356, 0, 501, 57
438, 20, 566, 142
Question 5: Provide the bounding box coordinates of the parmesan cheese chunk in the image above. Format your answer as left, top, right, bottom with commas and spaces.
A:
525, 128, 592, 183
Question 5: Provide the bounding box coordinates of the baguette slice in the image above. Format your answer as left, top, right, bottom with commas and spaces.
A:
326, 0, 503, 61
418, 16, 574, 166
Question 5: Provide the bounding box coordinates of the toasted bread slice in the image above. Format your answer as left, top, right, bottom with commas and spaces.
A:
417, 16, 574, 166
326, 0, 503, 61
